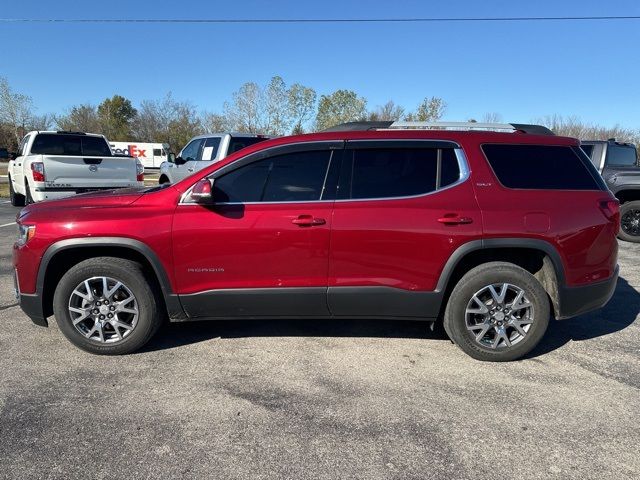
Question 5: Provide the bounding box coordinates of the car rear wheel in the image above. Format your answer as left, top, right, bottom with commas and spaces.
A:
443, 262, 550, 362
53, 257, 163, 355
8, 175, 25, 207
619, 201, 640, 243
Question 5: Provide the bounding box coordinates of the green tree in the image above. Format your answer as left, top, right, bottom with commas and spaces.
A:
97, 95, 137, 140
56, 104, 101, 133
406, 97, 446, 122
314, 89, 367, 131
288, 83, 317, 134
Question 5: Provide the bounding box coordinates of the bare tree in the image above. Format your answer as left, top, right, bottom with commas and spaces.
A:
264, 76, 290, 135
482, 112, 503, 123
224, 82, 264, 133
0, 77, 35, 143
537, 115, 640, 145
132, 93, 203, 151
367, 100, 405, 122
201, 112, 230, 133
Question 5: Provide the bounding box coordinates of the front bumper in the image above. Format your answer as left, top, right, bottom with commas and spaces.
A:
14, 270, 47, 327
556, 265, 619, 319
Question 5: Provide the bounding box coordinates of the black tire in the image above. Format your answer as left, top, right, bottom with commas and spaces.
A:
24, 179, 34, 205
8, 174, 25, 207
443, 262, 550, 362
159, 175, 170, 185
53, 257, 163, 355
619, 201, 640, 243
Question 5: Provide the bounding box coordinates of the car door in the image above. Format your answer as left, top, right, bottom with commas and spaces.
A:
12, 134, 30, 192
328, 140, 482, 318
172, 141, 342, 318
173, 137, 205, 182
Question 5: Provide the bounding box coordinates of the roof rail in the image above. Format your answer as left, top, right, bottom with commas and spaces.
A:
323, 121, 555, 136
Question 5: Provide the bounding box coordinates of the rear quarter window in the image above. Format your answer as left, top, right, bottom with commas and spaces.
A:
606, 145, 638, 167
482, 144, 603, 191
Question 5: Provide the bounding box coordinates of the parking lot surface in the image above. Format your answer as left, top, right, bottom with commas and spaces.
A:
0, 202, 638, 480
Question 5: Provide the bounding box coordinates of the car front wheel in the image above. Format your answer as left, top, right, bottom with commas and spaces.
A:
53, 257, 163, 355
444, 262, 550, 362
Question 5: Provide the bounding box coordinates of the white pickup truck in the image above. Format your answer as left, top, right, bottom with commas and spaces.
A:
8, 131, 144, 206
158, 133, 273, 184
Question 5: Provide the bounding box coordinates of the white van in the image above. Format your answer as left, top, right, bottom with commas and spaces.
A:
109, 142, 172, 169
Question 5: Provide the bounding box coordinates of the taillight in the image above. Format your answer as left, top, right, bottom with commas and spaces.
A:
136, 160, 144, 182
599, 199, 620, 223
31, 162, 45, 182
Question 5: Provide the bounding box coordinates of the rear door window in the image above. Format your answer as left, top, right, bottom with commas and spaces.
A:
606, 145, 638, 167
338, 146, 462, 200
201, 137, 222, 161
482, 144, 603, 190
228, 137, 270, 155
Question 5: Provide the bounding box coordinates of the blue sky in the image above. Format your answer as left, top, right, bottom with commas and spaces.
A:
1, 0, 639, 129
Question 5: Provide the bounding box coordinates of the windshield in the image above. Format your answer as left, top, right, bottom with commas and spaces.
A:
30, 134, 112, 156
606, 145, 638, 167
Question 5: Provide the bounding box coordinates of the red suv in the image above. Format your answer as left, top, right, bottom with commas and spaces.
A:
13, 122, 620, 361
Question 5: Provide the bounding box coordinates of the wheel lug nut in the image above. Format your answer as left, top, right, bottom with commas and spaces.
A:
107, 313, 113, 318
99, 315, 105, 320
110, 306, 115, 311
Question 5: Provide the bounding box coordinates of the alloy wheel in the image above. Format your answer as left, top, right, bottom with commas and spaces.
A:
621, 208, 640, 237
465, 283, 534, 349
68, 276, 139, 343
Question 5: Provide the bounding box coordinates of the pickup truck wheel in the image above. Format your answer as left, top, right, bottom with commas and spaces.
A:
443, 262, 550, 362
619, 201, 640, 243
8, 175, 25, 207
24, 180, 34, 205
53, 257, 163, 355
159, 175, 170, 184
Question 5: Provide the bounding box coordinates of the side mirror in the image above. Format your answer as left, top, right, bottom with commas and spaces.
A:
174, 156, 186, 165
168, 153, 176, 163
191, 178, 212, 202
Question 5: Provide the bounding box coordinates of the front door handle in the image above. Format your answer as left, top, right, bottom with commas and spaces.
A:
292, 215, 326, 227
437, 214, 473, 225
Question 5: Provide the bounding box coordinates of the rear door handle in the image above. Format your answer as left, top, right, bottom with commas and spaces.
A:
437, 215, 473, 225
292, 215, 326, 227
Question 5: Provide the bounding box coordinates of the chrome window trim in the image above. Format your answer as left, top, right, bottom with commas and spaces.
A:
179, 142, 470, 206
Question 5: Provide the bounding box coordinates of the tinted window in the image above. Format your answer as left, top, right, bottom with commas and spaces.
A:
228, 137, 269, 155
181, 139, 204, 162
201, 137, 221, 161
482, 144, 601, 190
606, 145, 638, 167
580, 144, 594, 158
440, 148, 461, 188
213, 150, 331, 203
30, 134, 111, 156
342, 148, 439, 199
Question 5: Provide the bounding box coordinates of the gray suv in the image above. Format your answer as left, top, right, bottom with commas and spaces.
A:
582, 139, 640, 242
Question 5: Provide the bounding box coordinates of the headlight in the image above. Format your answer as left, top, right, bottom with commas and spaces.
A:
17, 224, 36, 244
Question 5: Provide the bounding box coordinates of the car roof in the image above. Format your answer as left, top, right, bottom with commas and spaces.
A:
189, 132, 276, 140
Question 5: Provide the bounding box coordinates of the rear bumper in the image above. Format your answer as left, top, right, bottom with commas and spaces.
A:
556, 265, 619, 319
32, 185, 142, 202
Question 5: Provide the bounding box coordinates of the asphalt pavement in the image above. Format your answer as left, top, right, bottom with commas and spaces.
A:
0, 201, 638, 480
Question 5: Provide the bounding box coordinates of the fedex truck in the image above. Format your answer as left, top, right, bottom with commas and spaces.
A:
109, 142, 172, 169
